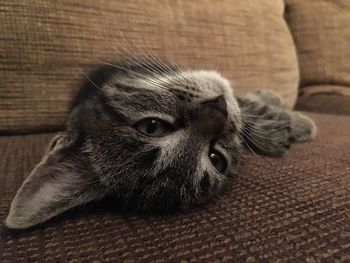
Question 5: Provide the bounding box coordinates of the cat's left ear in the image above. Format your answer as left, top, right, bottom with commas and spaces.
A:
5, 133, 105, 229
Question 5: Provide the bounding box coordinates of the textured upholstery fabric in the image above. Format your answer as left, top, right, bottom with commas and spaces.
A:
296, 86, 350, 115
285, 0, 350, 89
300, 85, 350, 97
1, 113, 350, 262
0, 0, 299, 133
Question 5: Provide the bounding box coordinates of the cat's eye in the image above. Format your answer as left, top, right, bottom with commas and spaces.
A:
209, 149, 228, 173
135, 118, 172, 137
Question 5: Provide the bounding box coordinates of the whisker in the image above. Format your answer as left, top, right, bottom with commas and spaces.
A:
78, 68, 105, 95
243, 121, 290, 134
98, 59, 169, 90
237, 132, 260, 159
111, 28, 181, 87
241, 132, 271, 154
242, 126, 290, 141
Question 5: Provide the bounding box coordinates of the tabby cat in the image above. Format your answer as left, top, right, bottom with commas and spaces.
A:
6, 58, 317, 229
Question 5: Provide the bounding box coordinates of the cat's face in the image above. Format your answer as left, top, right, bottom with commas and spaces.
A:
6, 59, 243, 229
77, 61, 243, 210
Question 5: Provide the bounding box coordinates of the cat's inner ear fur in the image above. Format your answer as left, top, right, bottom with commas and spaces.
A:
5, 133, 105, 229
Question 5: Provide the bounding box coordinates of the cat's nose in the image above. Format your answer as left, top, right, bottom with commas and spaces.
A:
201, 95, 227, 115
191, 96, 227, 137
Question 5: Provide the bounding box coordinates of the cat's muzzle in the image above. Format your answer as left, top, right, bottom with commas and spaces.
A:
191, 95, 227, 137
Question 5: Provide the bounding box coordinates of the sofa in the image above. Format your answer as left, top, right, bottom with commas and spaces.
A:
1, 0, 350, 261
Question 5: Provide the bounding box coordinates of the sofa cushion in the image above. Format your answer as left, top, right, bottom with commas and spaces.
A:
0, 0, 299, 133
296, 85, 350, 115
1, 113, 350, 261
286, 0, 350, 89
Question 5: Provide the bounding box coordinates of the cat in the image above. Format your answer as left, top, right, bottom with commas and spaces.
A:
5, 58, 317, 229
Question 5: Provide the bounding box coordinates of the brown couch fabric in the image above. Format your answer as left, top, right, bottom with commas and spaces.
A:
0, 0, 299, 133
296, 94, 350, 116
286, 0, 350, 89
1, 113, 350, 262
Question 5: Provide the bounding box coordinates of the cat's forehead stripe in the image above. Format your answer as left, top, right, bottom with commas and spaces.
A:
107, 69, 230, 95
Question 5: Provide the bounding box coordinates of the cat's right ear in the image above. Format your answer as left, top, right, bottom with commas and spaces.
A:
5, 132, 105, 229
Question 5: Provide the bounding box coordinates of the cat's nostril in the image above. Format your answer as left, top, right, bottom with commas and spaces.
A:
201, 95, 227, 115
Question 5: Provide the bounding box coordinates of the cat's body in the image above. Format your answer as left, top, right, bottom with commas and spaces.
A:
5, 58, 317, 229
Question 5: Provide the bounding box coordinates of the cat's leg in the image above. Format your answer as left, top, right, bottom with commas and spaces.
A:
245, 90, 283, 107
247, 90, 318, 142
236, 94, 317, 157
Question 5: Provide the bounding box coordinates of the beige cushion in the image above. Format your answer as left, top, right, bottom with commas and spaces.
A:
286, 0, 350, 89
0, 0, 299, 133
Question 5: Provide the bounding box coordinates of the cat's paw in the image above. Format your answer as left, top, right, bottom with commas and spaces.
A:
290, 112, 317, 142
244, 110, 292, 157
247, 90, 283, 107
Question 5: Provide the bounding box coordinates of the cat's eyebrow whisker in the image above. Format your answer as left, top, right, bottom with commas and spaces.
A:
125, 37, 179, 79
142, 45, 192, 87
155, 56, 192, 87
110, 34, 179, 87
113, 45, 159, 76
116, 26, 160, 74
109, 47, 163, 80
129, 54, 184, 88
134, 38, 192, 87
136, 55, 190, 90
110, 52, 175, 89
112, 27, 192, 88
78, 68, 105, 95
137, 33, 181, 76
99, 60, 169, 91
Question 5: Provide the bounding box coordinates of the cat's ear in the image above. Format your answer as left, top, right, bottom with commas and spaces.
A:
5, 133, 105, 229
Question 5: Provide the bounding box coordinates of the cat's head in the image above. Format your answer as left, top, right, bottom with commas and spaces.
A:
6, 59, 243, 229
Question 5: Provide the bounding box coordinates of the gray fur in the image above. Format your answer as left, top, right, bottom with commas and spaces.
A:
6, 58, 317, 229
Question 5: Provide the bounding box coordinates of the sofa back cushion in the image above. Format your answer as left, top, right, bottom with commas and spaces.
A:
286, 0, 350, 93
0, 0, 299, 133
